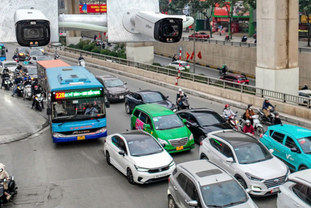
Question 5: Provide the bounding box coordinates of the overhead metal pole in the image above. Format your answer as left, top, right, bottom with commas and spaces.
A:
193, 2, 196, 74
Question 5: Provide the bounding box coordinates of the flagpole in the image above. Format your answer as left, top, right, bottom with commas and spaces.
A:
193, 2, 196, 74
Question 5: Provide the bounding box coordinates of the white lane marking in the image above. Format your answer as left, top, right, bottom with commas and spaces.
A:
80, 151, 99, 164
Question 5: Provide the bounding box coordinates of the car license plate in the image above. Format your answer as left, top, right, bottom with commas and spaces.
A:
155, 173, 168, 178
272, 187, 279, 193
119, 95, 124, 99
77, 136, 85, 140
176, 146, 184, 151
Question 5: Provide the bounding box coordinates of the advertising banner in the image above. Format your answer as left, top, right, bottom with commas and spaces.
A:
79, 4, 107, 13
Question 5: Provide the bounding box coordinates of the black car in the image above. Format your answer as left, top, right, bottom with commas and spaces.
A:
21, 65, 38, 78
176, 108, 232, 143
96, 75, 128, 102
124, 90, 175, 114
15, 47, 28, 61
25, 49, 44, 58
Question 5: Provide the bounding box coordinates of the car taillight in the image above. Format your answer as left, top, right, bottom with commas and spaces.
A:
237, 81, 241, 83
260, 134, 263, 138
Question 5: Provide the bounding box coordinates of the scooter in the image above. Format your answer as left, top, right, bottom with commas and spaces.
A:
54, 53, 59, 60
0, 177, 18, 207
241, 36, 248, 43
23, 84, 32, 100
16, 82, 24, 97
34, 93, 44, 112
176, 96, 190, 110
258, 106, 277, 125
239, 115, 264, 136
223, 112, 238, 129
3, 77, 11, 91
78, 59, 85, 67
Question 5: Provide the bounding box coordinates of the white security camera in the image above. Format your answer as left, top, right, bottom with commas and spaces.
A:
14, 7, 50, 46
123, 10, 183, 43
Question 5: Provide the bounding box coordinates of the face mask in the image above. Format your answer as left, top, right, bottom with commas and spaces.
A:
276, 116, 279, 118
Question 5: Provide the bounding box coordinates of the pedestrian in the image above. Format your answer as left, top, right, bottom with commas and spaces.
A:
94, 34, 97, 42
218, 25, 222, 36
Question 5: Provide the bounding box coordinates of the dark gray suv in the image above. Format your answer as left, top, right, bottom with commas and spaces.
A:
167, 160, 258, 208
96, 75, 128, 102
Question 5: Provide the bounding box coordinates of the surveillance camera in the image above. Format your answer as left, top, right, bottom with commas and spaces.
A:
14, 7, 50, 46
124, 11, 183, 43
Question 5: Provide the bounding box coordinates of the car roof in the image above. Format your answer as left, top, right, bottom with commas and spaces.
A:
225, 73, 246, 78
119, 131, 153, 141
179, 160, 233, 186
2, 61, 17, 64
136, 104, 174, 117
96, 75, 118, 80
288, 169, 311, 187
211, 130, 259, 146
267, 124, 311, 139
177, 108, 216, 114
299, 90, 311, 94
136, 90, 162, 95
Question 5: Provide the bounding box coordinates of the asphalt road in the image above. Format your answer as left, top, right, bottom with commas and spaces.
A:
1, 43, 275, 207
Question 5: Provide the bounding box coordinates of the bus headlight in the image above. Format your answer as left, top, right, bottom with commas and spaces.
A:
53, 132, 65, 138
95, 127, 107, 134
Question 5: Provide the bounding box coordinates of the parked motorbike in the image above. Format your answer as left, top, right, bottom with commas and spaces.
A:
78, 59, 85, 67
16, 82, 24, 97
239, 114, 264, 136
241, 35, 248, 43
223, 112, 238, 129
0, 177, 18, 207
258, 106, 277, 125
34, 93, 44, 112
23, 84, 32, 100
3, 77, 12, 91
176, 96, 190, 110
54, 53, 59, 60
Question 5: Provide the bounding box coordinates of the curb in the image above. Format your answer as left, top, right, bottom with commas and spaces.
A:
57, 53, 311, 129
154, 53, 256, 79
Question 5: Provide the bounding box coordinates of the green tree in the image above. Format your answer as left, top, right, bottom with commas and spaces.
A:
300, 0, 311, 46
160, 0, 170, 13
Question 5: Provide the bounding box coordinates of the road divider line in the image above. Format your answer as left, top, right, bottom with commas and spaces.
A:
80, 151, 99, 164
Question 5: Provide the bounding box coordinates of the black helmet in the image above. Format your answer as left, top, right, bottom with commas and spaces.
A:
248, 104, 252, 109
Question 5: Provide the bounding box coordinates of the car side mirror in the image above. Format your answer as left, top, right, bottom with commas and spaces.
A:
161, 143, 166, 147
187, 200, 198, 207
182, 119, 187, 124
118, 150, 125, 156
46, 108, 52, 115
290, 147, 299, 153
245, 188, 251, 193
166, 95, 169, 98
6, 49, 8, 53
124, 82, 127, 85
226, 157, 234, 163
269, 149, 274, 154
143, 124, 151, 129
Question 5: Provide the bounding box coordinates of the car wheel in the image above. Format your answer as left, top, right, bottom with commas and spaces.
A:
168, 196, 177, 208
236, 177, 247, 189
127, 168, 135, 185
106, 151, 111, 166
125, 103, 131, 114
299, 166, 308, 171
256, 126, 264, 136
200, 154, 209, 160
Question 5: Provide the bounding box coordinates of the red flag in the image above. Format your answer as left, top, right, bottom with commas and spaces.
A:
186, 52, 190, 60
197, 51, 202, 59
98, 33, 101, 39
190, 51, 194, 60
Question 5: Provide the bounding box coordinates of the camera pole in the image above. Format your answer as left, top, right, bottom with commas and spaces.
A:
192, 2, 196, 74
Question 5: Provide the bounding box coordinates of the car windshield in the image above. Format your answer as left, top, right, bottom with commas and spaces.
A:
30, 50, 43, 56
4, 63, 16, 68
298, 137, 311, 154
234, 141, 273, 164
142, 92, 165, 103
201, 180, 248, 207
27, 67, 37, 75
37, 56, 51, 61
181, 62, 188, 66
238, 77, 247, 81
19, 48, 27, 53
195, 112, 224, 126
153, 115, 184, 130
127, 136, 163, 156
104, 79, 124, 88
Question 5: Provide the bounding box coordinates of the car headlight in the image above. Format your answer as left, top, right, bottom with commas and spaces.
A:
169, 160, 175, 168
189, 134, 194, 140
52, 132, 65, 138
245, 172, 264, 182
134, 165, 149, 172
158, 138, 168, 145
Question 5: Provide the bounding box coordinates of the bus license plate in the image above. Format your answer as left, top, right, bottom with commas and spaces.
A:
176, 146, 184, 151
77, 136, 85, 140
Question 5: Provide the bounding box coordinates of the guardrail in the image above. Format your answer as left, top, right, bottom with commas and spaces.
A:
62, 46, 311, 108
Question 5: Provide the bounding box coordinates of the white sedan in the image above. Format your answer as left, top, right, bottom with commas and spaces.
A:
0, 61, 17, 74
104, 131, 176, 184
168, 60, 190, 71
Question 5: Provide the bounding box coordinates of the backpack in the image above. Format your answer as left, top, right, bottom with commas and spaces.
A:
242, 112, 246, 120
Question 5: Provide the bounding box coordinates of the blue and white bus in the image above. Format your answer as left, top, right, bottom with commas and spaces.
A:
37, 59, 109, 143
0, 44, 7, 61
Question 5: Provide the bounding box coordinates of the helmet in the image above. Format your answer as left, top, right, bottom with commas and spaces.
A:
34, 85, 38, 89
246, 120, 251, 124
248, 104, 252, 109
178, 89, 182, 92
275, 112, 279, 115
26, 73, 29, 76
265, 97, 269, 101
225, 104, 230, 108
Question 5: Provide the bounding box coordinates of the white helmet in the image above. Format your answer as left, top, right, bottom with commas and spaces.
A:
178, 89, 182, 92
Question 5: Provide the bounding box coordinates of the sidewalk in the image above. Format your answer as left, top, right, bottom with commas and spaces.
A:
0, 89, 48, 144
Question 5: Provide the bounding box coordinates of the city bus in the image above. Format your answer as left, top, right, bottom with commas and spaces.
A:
0, 44, 8, 61
37, 59, 109, 143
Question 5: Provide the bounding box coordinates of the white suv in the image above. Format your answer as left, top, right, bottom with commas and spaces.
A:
199, 130, 289, 196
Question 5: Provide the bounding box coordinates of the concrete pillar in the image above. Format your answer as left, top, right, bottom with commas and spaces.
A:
126, 42, 154, 64
65, 0, 82, 45
256, 0, 299, 95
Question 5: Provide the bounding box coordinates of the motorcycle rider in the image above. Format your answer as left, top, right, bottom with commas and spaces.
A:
32, 85, 44, 109
272, 112, 282, 125
220, 64, 228, 75
11, 73, 23, 97
172, 54, 178, 62
243, 120, 255, 135
2, 67, 9, 74
176, 89, 188, 108
301, 84, 308, 90
23, 73, 32, 85
223, 104, 236, 118
12, 53, 19, 61
1, 70, 10, 89
54, 50, 59, 60
0, 163, 11, 200
262, 98, 274, 120
245, 104, 257, 125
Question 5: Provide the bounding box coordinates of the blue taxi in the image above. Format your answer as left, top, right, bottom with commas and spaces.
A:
260, 124, 311, 171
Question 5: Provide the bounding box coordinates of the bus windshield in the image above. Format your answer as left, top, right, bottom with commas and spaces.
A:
51, 97, 105, 122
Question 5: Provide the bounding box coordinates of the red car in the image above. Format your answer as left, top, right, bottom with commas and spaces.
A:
189, 32, 210, 40
220, 73, 249, 85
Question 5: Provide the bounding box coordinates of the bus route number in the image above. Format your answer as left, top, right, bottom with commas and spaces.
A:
56, 92, 65, 99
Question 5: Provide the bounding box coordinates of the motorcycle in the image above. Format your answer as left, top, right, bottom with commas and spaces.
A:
0, 177, 18, 207
241, 36, 248, 43
15, 82, 24, 97
239, 114, 264, 136
258, 106, 277, 125
219, 68, 227, 76
34, 93, 44, 112
223, 112, 238, 129
78, 59, 85, 67
176, 96, 190, 110
2, 77, 11, 91
23, 84, 32, 100
54, 53, 59, 60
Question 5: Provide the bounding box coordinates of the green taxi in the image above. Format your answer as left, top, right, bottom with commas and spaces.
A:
131, 104, 195, 153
